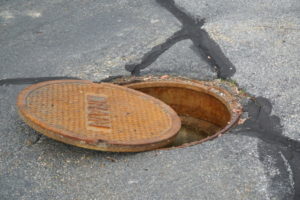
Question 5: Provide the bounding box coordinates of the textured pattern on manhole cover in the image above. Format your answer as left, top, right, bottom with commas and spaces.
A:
17, 80, 181, 152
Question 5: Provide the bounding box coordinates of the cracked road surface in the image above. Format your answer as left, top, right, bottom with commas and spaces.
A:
0, 0, 299, 199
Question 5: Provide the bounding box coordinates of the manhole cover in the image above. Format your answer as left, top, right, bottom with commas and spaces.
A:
17, 80, 181, 152
120, 76, 242, 148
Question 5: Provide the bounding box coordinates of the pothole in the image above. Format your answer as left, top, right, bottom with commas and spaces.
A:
110, 76, 242, 149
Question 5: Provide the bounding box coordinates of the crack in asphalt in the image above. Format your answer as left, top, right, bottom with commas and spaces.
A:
31, 134, 42, 145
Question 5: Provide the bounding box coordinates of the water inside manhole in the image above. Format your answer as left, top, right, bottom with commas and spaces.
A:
121, 77, 242, 149
168, 117, 220, 147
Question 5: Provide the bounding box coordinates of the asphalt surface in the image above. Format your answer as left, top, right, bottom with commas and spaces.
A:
0, 0, 299, 199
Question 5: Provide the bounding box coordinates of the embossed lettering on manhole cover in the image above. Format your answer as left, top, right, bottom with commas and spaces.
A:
17, 80, 181, 152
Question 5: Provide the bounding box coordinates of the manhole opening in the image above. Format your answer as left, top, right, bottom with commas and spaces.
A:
119, 77, 242, 149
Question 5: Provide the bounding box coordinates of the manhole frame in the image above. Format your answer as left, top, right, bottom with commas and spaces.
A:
110, 76, 242, 149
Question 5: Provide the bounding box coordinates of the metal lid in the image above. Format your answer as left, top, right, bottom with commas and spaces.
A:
17, 80, 181, 152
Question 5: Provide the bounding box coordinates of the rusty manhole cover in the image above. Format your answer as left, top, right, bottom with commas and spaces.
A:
17, 80, 181, 152
115, 76, 242, 149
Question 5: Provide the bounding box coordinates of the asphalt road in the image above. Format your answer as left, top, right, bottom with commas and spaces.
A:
0, 0, 299, 199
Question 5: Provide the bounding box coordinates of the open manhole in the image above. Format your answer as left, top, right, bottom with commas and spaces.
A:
17, 77, 242, 152
118, 76, 242, 149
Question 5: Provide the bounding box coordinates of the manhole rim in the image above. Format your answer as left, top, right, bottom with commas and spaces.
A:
124, 78, 242, 149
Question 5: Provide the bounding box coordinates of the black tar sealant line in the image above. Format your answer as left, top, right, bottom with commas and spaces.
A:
125, 0, 300, 198
101, 77, 300, 200
156, 0, 235, 79
0, 77, 81, 86
237, 97, 300, 200
125, 0, 236, 79
0, 1, 298, 198
125, 29, 189, 76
